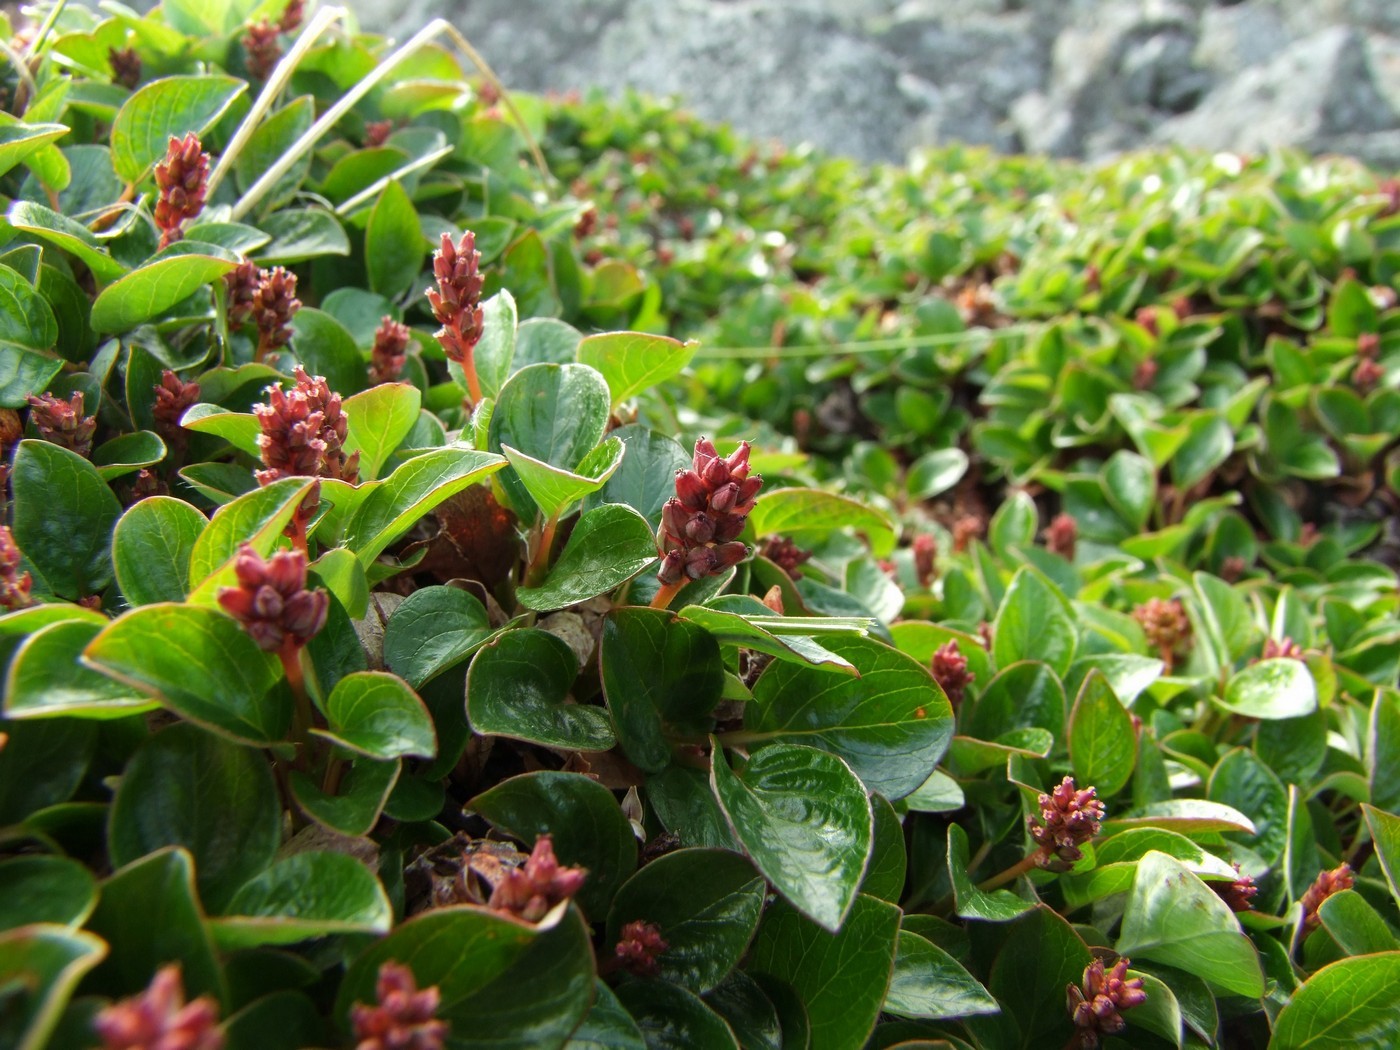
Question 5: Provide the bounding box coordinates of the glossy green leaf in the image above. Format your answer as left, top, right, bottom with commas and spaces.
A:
177, 402, 262, 456
84, 847, 225, 1003
1218, 658, 1317, 719
1268, 952, 1400, 1049
11, 439, 121, 599
600, 606, 724, 772
992, 567, 1077, 677
290, 756, 399, 837
382, 585, 495, 688
345, 447, 506, 565
746, 894, 901, 1050
83, 603, 288, 745
212, 851, 392, 948
906, 447, 969, 500
110, 75, 246, 182
576, 330, 696, 409
606, 848, 766, 993
0, 856, 97, 932
861, 795, 908, 903
314, 670, 436, 760
1317, 890, 1399, 956
342, 381, 422, 482
646, 766, 740, 850
584, 424, 689, 526
7, 200, 125, 283
0, 120, 70, 182
616, 980, 739, 1050
564, 981, 646, 1050
335, 904, 596, 1049
946, 823, 1034, 922
112, 495, 206, 605
231, 93, 314, 206
90, 241, 241, 332
258, 207, 351, 263
711, 741, 873, 931
1116, 851, 1263, 997
747, 488, 896, 558
467, 628, 615, 751
0, 924, 107, 1050
92, 429, 166, 480
186, 476, 317, 600
1363, 804, 1400, 910
109, 725, 280, 912
980, 906, 1093, 1048
1368, 692, 1400, 814
0, 346, 62, 406
465, 289, 517, 401
743, 633, 953, 800
503, 436, 625, 522
364, 179, 425, 298
1103, 799, 1257, 837
0, 264, 58, 354
5, 620, 154, 719
678, 600, 856, 674
1068, 670, 1136, 798
885, 931, 997, 1021
703, 970, 782, 1050
515, 503, 657, 611
469, 771, 638, 921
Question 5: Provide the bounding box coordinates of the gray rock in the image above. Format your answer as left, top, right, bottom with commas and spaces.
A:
1371, 35, 1400, 118
1194, 3, 1292, 75
1156, 26, 1397, 154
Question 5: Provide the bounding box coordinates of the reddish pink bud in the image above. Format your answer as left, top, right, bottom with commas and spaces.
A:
930, 640, 973, 706
108, 46, 140, 90
0, 526, 33, 611
93, 964, 223, 1050
218, 544, 327, 652
674, 470, 708, 511
26, 391, 96, 457
153, 133, 209, 249
615, 920, 669, 977
1301, 864, 1354, 933
369, 316, 411, 385
488, 836, 587, 923
1028, 776, 1105, 868
761, 535, 811, 579
350, 961, 448, 1050
153, 370, 201, 436
913, 533, 937, 588
242, 19, 281, 80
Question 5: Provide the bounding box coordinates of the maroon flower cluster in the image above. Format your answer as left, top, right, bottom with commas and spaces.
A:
1212, 863, 1259, 912
487, 836, 587, 923
152, 370, 201, 437
93, 964, 223, 1050
657, 439, 760, 585
27, 391, 96, 457
242, 19, 281, 80
951, 513, 984, 553
427, 232, 485, 399
912, 533, 937, 588
108, 46, 140, 90
0, 526, 33, 611
1028, 776, 1104, 868
1133, 597, 1192, 672
1261, 636, 1305, 661
250, 266, 300, 359
370, 316, 411, 385
278, 0, 305, 33
153, 133, 209, 249
350, 962, 448, 1050
930, 640, 973, 706
217, 544, 328, 652
365, 120, 394, 148
1044, 512, 1077, 560
253, 366, 359, 486
615, 920, 669, 977
1066, 957, 1147, 1048
224, 259, 261, 324
761, 535, 810, 579
1301, 863, 1354, 933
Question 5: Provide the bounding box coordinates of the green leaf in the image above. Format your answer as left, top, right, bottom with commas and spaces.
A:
109, 725, 280, 912
1068, 670, 1136, 797
222, 991, 323, 1050
342, 381, 422, 482
186, 477, 317, 600
743, 633, 953, 800
7, 200, 126, 283
906, 447, 970, 501
382, 585, 495, 688
584, 424, 689, 526
469, 771, 638, 921
1207, 747, 1288, 865
83, 603, 288, 745
10, 439, 122, 599
314, 670, 436, 760
606, 848, 766, 993
92, 430, 166, 480
576, 331, 696, 410
1363, 804, 1400, 910
515, 503, 657, 611
885, 931, 998, 1020
0, 924, 107, 1050
0, 264, 57, 354
711, 741, 873, 931
679, 600, 857, 675
5, 620, 154, 719
747, 488, 896, 558
1368, 693, 1400, 814
600, 606, 724, 773
212, 851, 392, 948
993, 567, 1077, 677
746, 894, 900, 1050
488, 362, 612, 518
646, 766, 740, 851
0, 856, 97, 932
1104, 799, 1257, 837
290, 757, 398, 837
365, 179, 425, 299
112, 495, 206, 605
178, 403, 262, 457
703, 970, 782, 1050
0, 346, 62, 407
1317, 890, 1400, 956
336, 904, 595, 1050
163, 0, 260, 35
1218, 659, 1317, 720
616, 981, 740, 1050
565, 981, 647, 1050
231, 94, 314, 206
84, 847, 225, 1004
503, 436, 625, 523
466, 628, 615, 751
0, 120, 70, 182
0, 718, 97, 824
91, 241, 241, 333
946, 823, 1035, 922
468, 290, 517, 401
258, 207, 350, 263
110, 75, 246, 182
1102, 450, 1156, 530
982, 906, 1093, 1048
1116, 851, 1264, 997
345, 448, 506, 565
1268, 952, 1400, 1049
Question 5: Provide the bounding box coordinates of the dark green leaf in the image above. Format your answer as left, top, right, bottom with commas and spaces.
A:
382, 585, 495, 688
945, 823, 1034, 922
315, 671, 436, 760
885, 931, 997, 1021
290, 757, 399, 837
584, 424, 689, 527
515, 503, 657, 611
212, 851, 392, 948
365, 179, 425, 299
564, 981, 646, 1050
992, 567, 1077, 677
0, 855, 96, 932
0, 924, 107, 1050
1068, 670, 1136, 797
11, 439, 121, 598
1268, 951, 1400, 1049
615, 980, 740, 1050
112, 495, 205, 606
703, 970, 782, 1050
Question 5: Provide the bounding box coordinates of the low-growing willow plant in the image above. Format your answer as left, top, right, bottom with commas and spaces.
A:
1, 2, 1399, 1050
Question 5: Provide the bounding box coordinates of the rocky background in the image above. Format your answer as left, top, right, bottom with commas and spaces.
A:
351, 0, 1400, 167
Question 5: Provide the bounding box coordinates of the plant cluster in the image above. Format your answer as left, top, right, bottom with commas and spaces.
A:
0, 3, 1396, 1050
